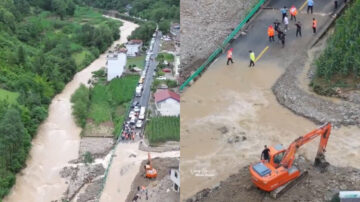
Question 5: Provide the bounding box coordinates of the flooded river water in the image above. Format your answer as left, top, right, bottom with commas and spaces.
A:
180, 59, 360, 200
4, 19, 138, 202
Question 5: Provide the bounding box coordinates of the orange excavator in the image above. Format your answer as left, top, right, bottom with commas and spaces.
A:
249, 123, 332, 198
145, 152, 157, 178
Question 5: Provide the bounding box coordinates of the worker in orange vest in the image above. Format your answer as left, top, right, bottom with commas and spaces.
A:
227, 48, 234, 65
267, 25, 275, 42
312, 18, 317, 34
290, 5, 297, 21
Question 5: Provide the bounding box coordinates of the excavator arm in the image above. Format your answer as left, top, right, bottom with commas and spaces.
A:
280, 123, 332, 168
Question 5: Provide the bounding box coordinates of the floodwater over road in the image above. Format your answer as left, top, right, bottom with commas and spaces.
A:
100, 143, 180, 202
4, 19, 138, 202
180, 59, 360, 200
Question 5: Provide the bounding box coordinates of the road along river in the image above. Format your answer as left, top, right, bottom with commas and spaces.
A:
4, 18, 138, 202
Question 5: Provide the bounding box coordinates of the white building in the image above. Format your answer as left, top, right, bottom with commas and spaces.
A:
154, 89, 180, 116
106, 53, 126, 81
170, 167, 180, 192
125, 39, 143, 57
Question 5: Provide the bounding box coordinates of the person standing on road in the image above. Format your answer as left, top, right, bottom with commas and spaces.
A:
284, 15, 289, 32
268, 25, 275, 42
249, 50, 255, 67
280, 32, 286, 48
261, 145, 270, 162
312, 18, 317, 34
295, 21, 302, 37
226, 48, 234, 65
307, 0, 314, 14
280, 6, 287, 22
290, 5, 297, 21
274, 19, 281, 32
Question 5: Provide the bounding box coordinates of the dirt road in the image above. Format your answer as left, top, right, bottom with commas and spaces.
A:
180, 0, 360, 200
99, 143, 180, 202
4, 18, 138, 202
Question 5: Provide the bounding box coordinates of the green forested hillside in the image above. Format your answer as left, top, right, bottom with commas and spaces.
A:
78, 0, 179, 41
312, 0, 360, 95
0, 0, 121, 198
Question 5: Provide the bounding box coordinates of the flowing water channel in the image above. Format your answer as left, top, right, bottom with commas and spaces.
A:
4, 18, 138, 202
180, 59, 360, 200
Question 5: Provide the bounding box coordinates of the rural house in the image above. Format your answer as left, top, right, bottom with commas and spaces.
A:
125, 39, 143, 57
106, 52, 127, 81
154, 89, 180, 116
170, 167, 180, 192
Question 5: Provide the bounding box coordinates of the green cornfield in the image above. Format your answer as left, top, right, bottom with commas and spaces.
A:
145, 116, 180, 145
312, 0, 360, 94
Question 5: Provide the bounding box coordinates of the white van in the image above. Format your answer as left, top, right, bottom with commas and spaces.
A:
136, 86, 142, 97
139, 107, 146, 120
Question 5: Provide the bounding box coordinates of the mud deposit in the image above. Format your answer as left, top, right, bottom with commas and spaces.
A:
126, 157, 180, 202
187, 156, 360, 202
180, 60, 360, 200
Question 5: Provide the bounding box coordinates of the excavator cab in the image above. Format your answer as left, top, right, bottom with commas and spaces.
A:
270, 144, 286, 167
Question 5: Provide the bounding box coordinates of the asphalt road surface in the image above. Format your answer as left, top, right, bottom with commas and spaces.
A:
132, 32, 162, 108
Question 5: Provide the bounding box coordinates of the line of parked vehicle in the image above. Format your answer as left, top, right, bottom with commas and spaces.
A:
121, 101, 146, 140
122, 32, 159, 140
135, 33, 158, 97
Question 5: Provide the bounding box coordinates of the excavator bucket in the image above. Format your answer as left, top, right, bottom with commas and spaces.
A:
314, 153, 330, 172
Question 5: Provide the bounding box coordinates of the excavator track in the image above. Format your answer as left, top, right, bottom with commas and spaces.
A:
270, 170, 309, 199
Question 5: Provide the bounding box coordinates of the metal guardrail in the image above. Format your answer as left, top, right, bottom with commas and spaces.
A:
179, 0, 266, 91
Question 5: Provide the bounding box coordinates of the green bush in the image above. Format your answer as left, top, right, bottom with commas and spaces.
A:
83, 151, 93, 164
166, 80, 177, 88
71, 84, 90, 127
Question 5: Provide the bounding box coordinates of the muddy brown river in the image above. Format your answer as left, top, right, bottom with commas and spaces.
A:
180, 58, 360, 200
4, 18, 138, 202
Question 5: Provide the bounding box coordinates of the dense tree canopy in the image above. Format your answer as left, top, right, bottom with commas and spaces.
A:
78, 0, 179, 43
0, 0, 121, 198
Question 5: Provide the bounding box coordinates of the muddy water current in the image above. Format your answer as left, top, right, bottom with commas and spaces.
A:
4, 19, 138, 202
180, 59, 360, 200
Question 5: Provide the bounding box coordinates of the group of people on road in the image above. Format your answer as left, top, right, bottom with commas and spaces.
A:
225, 0, 338, 67
121, 121, 136, 141
270, 3, 318, 47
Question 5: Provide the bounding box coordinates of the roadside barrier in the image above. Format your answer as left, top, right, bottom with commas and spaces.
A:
179, 0, 266, 91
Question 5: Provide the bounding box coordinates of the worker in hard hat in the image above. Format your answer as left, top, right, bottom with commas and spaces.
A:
249, 50, 255, 67
227, 48, 234, 65
290, 5, 297, 21
268, 25, 275, 42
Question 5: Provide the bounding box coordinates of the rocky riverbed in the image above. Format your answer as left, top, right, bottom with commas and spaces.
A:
187, 156, 360, 202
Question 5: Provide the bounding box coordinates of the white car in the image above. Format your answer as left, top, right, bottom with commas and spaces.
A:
156, 76, 166, 80
134, 106, 140, 112
136, 120, 143, 128
129, 110, 135, 118
130, 117, 137, 124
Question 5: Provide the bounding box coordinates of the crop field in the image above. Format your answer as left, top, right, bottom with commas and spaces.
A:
145, 116, 180, 145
